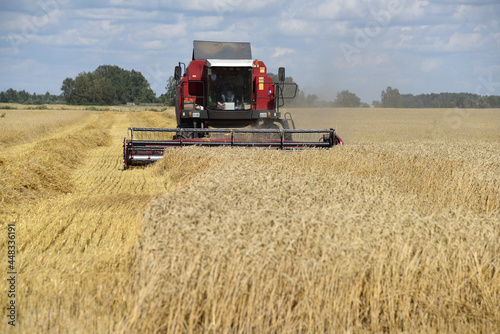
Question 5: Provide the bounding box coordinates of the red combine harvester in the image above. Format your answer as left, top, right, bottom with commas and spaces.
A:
123, 40, 343, 168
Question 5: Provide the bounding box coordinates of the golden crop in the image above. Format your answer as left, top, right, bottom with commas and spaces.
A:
0, 105, 94, 149
0, 106, 498, 333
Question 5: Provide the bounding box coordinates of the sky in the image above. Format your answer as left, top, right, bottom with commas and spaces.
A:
0, 0, 499, 104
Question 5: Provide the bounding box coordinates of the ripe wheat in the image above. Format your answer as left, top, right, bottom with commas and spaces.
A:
0, 107, 498, 333
124, 108, 499, 332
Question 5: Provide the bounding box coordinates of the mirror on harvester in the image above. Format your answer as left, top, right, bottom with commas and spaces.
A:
174, 66, 182, 81
278, 67, 285, 82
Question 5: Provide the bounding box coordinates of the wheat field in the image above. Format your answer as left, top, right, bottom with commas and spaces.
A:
0, 106, 499, 332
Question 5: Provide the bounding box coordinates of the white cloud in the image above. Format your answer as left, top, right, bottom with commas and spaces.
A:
133, 0, 281, 14
193, 24, 251, 43
192, 16, 223, 30
420, 58, 443, 72
141, 40, 164, 49
473, 24, 487, 33
1, 0, 499, 103
100, 20, 126, 35
399, 0, 430, 20
132, 21, 188, 43
35, 29, 101, 46
452, 4, 490, 21
279, 17, 319, 37
473, 64, 500, 77
0, 10, 63, 33
8, 59, 36, 72
272, 47, 295, 58
308, 1, 344, 20
444, 32, 486, 52
73, 8, 160, 21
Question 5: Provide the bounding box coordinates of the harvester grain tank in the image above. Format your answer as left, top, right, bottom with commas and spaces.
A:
123, 40, 343, 168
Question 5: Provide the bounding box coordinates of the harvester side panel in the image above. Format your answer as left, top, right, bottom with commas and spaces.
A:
253, 60, 275, 112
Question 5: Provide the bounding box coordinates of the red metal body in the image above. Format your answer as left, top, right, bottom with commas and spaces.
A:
175, 58, 283, 129
253, 61, 275, 111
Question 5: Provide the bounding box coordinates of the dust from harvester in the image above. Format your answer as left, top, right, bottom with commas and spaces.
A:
1, 106, 499, 333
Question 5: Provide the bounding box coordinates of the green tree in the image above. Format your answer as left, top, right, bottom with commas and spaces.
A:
72, 72, 93, 104
136, 87, 156, 104
5, 89, 18, 103
165, 76, 177, 105
61, 77, 76, 104
61, 65, 155, 105
381, 86, 402, 108
92, 76, 116, 105
334, 90, 361, 107
18, 90, 30, 103
306, 93, 319, 106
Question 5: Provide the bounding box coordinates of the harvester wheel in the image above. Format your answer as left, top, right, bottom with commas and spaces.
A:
257, 120, 281, 140
256, 119, 294, 141
174, 124, 195, 139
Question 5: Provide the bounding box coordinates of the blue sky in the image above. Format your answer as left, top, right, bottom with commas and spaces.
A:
1, 0, 499, 103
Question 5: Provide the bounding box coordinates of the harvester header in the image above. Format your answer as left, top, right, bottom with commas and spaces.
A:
123, 40, 343, 168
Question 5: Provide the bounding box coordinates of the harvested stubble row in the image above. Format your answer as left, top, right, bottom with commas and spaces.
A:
124, 143, 500, 333
0, 113, 112, 212
0, 110, 175, 333
0, 106, 93, 148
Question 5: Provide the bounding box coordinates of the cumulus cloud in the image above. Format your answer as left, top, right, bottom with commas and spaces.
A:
0, 9, 63, 33
34, 29, 101, 47
421, 58, 443, 72
272, 47, 295, 58
0, 0, 499, 103
279, 17, 319, 37
73, 8, 160, 21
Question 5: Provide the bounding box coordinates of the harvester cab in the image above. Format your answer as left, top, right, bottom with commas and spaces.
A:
173, 40, 297, 134
123, 40, 343, 168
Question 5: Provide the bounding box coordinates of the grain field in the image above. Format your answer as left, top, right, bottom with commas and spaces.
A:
0, 106, 176, 332
124, 108, 499, 333
0, 106, 499, 332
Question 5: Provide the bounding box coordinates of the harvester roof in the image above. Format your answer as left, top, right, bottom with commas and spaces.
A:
192, 40, 252, 62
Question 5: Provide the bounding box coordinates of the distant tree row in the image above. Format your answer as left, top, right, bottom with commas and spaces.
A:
266, 73, 367, 108
61, 65, 169, 105
378, 86, 500, 108
0, 89, 64, 104
4, 69, 500, 108
401, 92, 500, 108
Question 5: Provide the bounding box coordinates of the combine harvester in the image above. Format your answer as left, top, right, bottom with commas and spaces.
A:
123, 40, 343, 168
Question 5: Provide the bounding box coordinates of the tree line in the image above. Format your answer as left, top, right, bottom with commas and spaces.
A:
377, 86, 500, 108
2, 65, 499, 108
266, 74, 367, 108
61, 65, 169, 105
308, 87, 500, 108
0, 65, 169, 106
0, 89, 64, 104
262, 78, 500, 109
